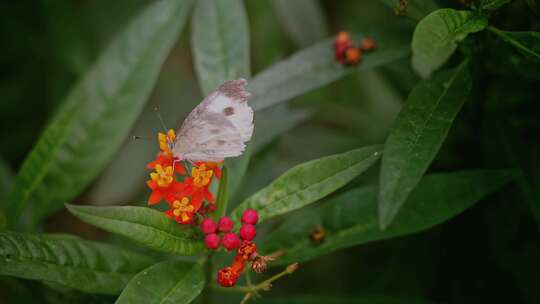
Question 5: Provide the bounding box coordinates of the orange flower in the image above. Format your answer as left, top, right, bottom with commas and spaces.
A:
147, 152, 185, 175
158, 129, 176, 156
164, 196, 196, 224
195, 161, 222, 179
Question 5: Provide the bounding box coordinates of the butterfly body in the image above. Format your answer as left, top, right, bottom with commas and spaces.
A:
172, 79, 254, 162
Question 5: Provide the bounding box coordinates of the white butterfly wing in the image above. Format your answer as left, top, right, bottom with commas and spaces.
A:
172, 79, 253, 162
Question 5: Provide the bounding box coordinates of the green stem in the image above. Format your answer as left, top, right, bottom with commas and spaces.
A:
213, 166, 229, 220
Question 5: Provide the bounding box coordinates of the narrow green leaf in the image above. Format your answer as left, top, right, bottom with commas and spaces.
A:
488, 27, 540, 62
479, 0, 511, 10
0, 231, 155, 294
249, 30, 410, 111
6, 0, 195, 230
379, 61, 472, 229
230, 145, 382, 223
260, 294, 433, 304
271, 0, 329, 47
265, 170, 518, 264
191, 0, 250, 95
66, 205, 204, 256
0, 159, 12, 230
116, 260, 204, 304
412, 9, 487, 77
214, 166, 229, 220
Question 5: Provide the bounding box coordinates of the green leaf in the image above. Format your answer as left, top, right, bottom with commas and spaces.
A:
191, 0, 250, 95
66, 205, 204, 256
265, 170, 518, 264
412, 9, 487, 78
249, 30, 410, 111
0, 231, 155, 294
230, 145, 382, 223
260, 294, 433, 304
116, 260, 204, 304
479, 0, 511, 10
271, 0, 329, 47
379, 61, 472, 229
379, 0, 439, 20
0, 159, 12, 230
488, 27, 540, 62
6, 0, 195, 230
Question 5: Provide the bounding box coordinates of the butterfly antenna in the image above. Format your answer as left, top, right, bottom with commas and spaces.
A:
153, 105, 168, 132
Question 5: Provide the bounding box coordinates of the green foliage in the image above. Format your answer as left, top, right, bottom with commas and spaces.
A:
249, 30, 410, 111
479, 0, 511, 10
0, 231, 155, 294
265, 170, 518, 264
488, 27, 540, 62
379, 61, 472, 228
5, 0, 194, 230
66, 205, 204, 256
412, 9, 487, 77
230, 145, 382, 223
270, 0, 329, 47
525, 0, 540, 15
191, 0, 250, 95
116, 260, 204, 304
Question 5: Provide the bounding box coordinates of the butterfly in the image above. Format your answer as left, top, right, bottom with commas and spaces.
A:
171, 79, 254, 162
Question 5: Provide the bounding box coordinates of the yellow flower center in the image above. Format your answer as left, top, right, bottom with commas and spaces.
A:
150, 164, 174, 187
191, 164, 213, 187
158, 129, 176, 156
172, 197, 194, 222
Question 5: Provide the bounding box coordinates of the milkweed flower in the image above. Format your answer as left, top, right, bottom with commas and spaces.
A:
164, 196, 198, 224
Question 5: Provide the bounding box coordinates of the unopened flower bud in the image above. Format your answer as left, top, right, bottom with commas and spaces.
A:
200, 218, 217, 235
241, 209, 259, 225
239, 224, 257, 241
204, 233, 220, 250
218, 216, 234, 232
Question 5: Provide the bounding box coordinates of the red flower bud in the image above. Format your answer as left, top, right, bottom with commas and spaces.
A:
217, 267, 240, 287
200, 218, 217, 235
241, 209, 259, 225
204, 233, 220, 250
222, 232, 241, 251
239, 224, 257, 241
344, 47, 361, 66
217, 216, 234, 232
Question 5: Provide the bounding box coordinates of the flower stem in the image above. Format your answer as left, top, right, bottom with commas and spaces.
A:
213, 166, 229, 220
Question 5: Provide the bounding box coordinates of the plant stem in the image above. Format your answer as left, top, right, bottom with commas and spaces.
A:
213, 166, 229, 220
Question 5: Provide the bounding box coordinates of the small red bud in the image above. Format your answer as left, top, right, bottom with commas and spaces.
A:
200, 218, 217, 235
217, 216, 234, 232
205, 203, 217, 213
239, 224, 257, 241
241, 209, 259, 225
204, 233, 220, 250
222, 232, 241, 251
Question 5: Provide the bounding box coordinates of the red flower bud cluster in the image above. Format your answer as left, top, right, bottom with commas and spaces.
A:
200, 216, 243, 251
215, 209, 264, 287
333, 31, 377, 66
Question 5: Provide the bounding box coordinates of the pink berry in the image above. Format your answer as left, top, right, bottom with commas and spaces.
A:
241, 209, 259, 225
200, 218, 217, 235
239, 224, 257, 241
204, 233, 220, 250
218, 216, 234, 232
221, 232, 241, 251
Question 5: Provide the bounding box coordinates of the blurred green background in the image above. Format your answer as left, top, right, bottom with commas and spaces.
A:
1, 0, 539, 303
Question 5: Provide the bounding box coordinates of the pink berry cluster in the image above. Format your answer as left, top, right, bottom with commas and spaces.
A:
200, 209, 259, 251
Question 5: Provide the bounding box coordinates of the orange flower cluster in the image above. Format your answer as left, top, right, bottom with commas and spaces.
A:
333, 31, 376, 66
146, 129, 221, 224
